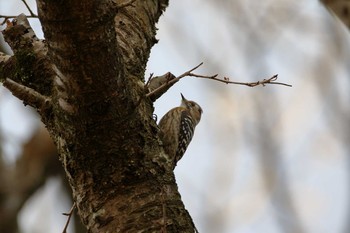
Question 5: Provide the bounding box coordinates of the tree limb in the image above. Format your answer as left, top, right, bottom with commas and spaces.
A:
211, 74, 292, 87
3, 78, 52, 113
62, 202, 76, 233
20, 0, 37, 17
1, 15, 54, 98
146, 62, 216, 101
0, 0, 38, 25
146, 62, 291, 101
321, 0, 350, 28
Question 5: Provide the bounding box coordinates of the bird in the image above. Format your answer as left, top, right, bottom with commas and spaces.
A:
158, 93, 203, 168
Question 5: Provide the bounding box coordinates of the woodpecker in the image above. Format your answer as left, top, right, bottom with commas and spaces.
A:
158, 94, 203, 168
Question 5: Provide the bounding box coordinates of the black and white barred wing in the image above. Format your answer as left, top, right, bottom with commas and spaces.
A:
175, 111, 195, 164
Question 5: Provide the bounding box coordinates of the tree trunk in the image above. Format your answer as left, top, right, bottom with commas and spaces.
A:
0, 0, 197, 232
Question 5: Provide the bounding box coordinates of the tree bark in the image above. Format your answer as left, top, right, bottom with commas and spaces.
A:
321, 0, 350, 28
0, 1, 197, 232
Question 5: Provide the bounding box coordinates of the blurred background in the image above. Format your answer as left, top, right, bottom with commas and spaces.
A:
1, 0, 350, 232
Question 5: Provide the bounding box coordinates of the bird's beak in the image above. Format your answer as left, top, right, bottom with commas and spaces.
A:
181, 93, 186, 101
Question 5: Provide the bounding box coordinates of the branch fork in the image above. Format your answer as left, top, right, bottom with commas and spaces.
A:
1, 14, 54, 119
146, 62, 292, 101
3, 78, 52, 113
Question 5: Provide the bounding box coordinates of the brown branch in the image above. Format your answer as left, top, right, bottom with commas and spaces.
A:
145, 72, 154, 87
2, 14, 40, 49
146, 62, 217, 101
0, 0, 38, 26
145, 72, 177, 101
146, 63, 292, 101
62, 202, 76, 233
197, 74, 292, 87
21, 0, 37, 17
0, 15, 38, 25
3, 78, 52, 111
1, 14, 54, 98
0, 0, 39, 25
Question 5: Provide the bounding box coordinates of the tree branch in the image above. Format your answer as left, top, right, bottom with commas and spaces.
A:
3, 13, 39, 50
20, 0, 37, 17
1, 15, 54, 99
0, 15, 38, 25
0, 0, 38, 25
62, 202, 76, 233
146, 72, 177, 101
321, 0, 350, 29
3, 78, 52, 113
146, 62, 291, 101
207, 74, 292, 87
146, 62, 216, 101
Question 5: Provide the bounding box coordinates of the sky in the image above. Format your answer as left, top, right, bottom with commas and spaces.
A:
1, 0, 350, 233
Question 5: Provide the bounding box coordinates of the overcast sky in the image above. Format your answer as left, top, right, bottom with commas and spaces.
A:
1, 0, 350, 233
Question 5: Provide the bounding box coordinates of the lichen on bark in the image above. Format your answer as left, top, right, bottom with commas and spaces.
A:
0, 0, 198, 232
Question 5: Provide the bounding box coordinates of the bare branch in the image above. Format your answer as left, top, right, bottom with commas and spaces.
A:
62, 202, 76, 233
146, 72, 177, 101
1, 14, 54, 98
177, 62, 206, 79
146, 62, 216, 101
145, 72, 154, 87
21, 0, 37, 17
2, 14, 40, 50
194, 74, 292, 87
0, 15, 38, 25
3, 78, 52, 111
0, 0, 37, 25
146, 63, 292, 101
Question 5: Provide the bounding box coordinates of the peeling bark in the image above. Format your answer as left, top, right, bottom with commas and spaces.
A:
0, 0, 197, 232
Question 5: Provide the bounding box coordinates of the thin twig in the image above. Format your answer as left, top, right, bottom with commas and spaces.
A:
146, 62, 217, 99
0, 0, 37, 25
176, 62, 206, 79
194, 74, 292, 87
0, 15, 38, 26
145, 73, 154, 87
146, 62, 291, 101
3, 78, 52, 110
21, 0, 37, 17
62, 202, 76, 233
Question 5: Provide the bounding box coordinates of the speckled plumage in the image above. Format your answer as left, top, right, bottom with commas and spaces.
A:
158, 94, 202, 168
